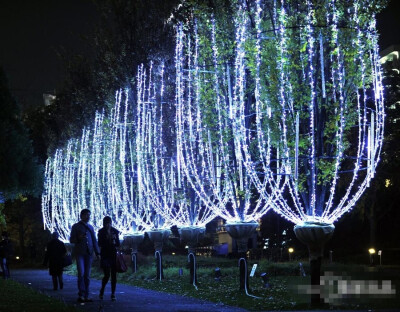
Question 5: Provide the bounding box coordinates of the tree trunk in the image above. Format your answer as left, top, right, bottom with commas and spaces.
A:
18, 217, 25, 258
369, 202, 377, 247
310, 257, 322, 305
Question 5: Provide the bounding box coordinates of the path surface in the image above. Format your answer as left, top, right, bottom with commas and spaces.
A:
11, 269, 400, 312
11, 269, 248, 312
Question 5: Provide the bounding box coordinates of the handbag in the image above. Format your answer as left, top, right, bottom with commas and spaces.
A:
115, 251, 127, 273
63, 253, 72, 267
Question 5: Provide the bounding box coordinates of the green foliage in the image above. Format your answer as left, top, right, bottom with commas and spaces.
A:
0, 279, 79, 312
0, 68, 43, 200
0, 204, 6, 228
354, 49, 400, 245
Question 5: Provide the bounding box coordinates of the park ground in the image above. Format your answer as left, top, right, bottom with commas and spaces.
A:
2, 256, 400, 311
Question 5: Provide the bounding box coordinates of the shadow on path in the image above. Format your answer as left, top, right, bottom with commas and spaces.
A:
11, 269, 248, 312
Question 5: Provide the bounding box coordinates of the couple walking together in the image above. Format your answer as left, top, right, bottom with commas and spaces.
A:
70, 209, 120, 302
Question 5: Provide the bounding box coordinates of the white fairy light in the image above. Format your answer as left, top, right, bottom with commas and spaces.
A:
236, 0, 384, 225
176, 9, 271, 224
42, 0, 385, 242
42, 91, 153, 242
137, 61, 216, 229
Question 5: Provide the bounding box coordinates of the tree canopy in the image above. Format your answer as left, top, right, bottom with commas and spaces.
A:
0, 68, 43, 200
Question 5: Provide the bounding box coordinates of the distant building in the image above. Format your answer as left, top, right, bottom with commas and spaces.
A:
380, 45, 400, 123
43, 93, 56, 106
380, 45, 400, 69
216, 218, 233, 255
211, 217, 260, 256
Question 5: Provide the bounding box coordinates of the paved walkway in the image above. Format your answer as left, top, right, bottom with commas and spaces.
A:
11, 269, 248, 312
11, 269, 400, 312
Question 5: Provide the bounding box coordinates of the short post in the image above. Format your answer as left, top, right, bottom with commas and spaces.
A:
179, 227, 204, 288
131, 252, 137, 273
260, 272, 270, 288
214, 267, 222, 281
123, 234, 144, 274
148, 229, 171, 280
299, 262, 306, 277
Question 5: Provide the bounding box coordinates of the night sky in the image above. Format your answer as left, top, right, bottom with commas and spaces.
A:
0, 0, 98, 108
0, 0, 399, 111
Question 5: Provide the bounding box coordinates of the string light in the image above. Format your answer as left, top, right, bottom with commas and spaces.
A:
234, 0, 384, 225
42, 0, 385, 241
42, 92, 153, 242
175, 9, 271, 224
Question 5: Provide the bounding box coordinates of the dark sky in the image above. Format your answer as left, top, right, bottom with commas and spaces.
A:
376, 0, 400, 50
0, 0, 98, 108
0, 0, 399, 111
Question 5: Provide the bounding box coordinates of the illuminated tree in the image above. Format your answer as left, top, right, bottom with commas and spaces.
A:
232, 0, 385, 304
42, 92, 153, 242
175, 20, 272, 294
176, 0, 385, 299
136, 63, 216, 284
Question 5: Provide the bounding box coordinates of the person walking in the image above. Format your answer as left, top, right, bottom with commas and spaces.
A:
70, 209, 100, 303
43, 232, 67, 290
98, 216, 120, 301
0, 231, 12, 279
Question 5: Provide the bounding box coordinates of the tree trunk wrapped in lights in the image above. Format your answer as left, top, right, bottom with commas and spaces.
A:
231, 0, 385, 305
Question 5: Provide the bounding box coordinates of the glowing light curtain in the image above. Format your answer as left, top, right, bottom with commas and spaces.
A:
42, 93, 152, 242
136, 63, 216, 228
235, 0, 384, 224
175, 19, 271, 223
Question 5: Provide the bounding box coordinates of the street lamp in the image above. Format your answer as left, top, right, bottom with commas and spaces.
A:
288, 248, 294, 261
369, 248, 376, 265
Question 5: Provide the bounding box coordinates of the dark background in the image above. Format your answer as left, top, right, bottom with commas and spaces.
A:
0, 0, 399, 111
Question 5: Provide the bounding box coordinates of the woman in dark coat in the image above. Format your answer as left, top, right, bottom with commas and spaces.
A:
98, 216, 120, 301
43, 232, 67, 290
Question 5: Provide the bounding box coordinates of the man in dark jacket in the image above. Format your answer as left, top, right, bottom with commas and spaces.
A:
98, 216, 120, 301
0, 231, 11, 279
43, 232, 67, 290
70, 209, 100, 303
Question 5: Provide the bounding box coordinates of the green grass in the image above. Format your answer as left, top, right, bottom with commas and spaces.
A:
0, 279, 80, 312
65, 255, 400, 311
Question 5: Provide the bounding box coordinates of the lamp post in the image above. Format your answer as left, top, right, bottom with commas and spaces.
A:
288, 248, 294, 261
369, 248, 376, 266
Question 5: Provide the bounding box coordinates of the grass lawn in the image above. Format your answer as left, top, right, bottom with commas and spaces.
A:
65, 255, 400, 311
0, 278, 80, 312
